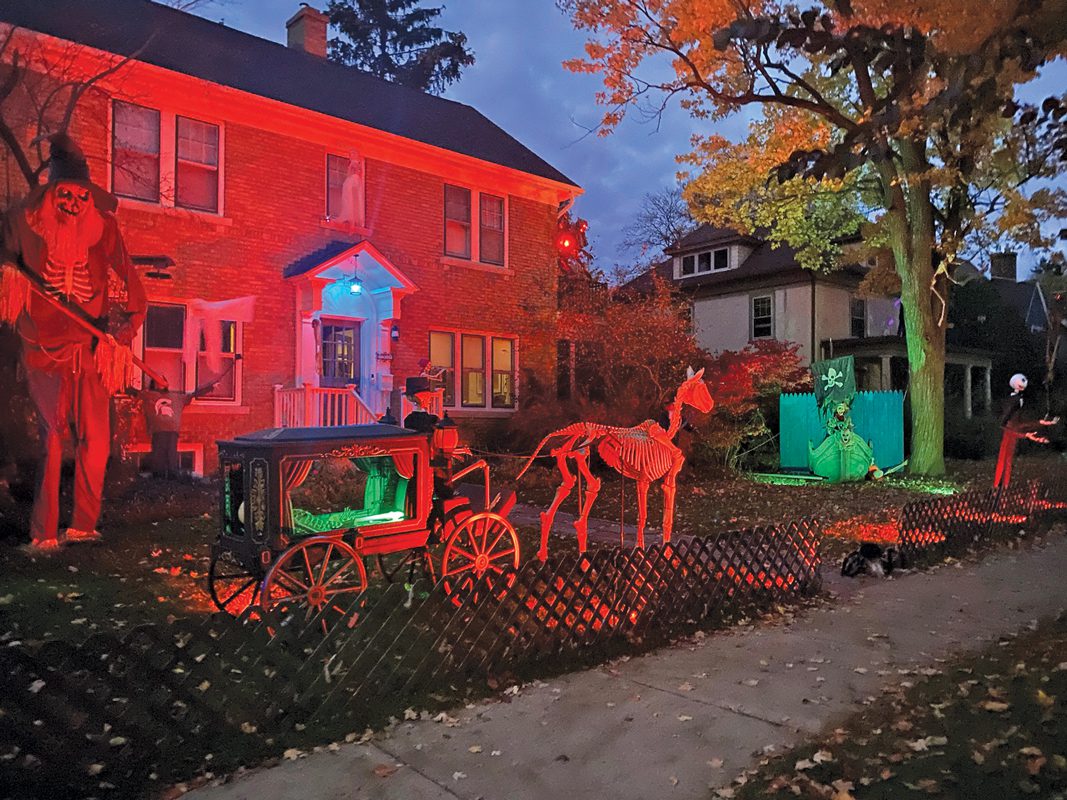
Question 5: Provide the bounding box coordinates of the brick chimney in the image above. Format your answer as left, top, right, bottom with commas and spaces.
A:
990, 251, 1017, 281
286, 3, 328, 58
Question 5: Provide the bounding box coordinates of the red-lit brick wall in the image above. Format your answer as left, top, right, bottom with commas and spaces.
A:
0, 66, 563, 473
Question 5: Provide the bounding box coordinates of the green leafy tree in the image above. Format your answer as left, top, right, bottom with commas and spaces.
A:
327, 0, 474, 94
562, 0, 1067, 475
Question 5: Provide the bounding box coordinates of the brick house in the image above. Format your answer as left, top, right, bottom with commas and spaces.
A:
1, 0, 580, 473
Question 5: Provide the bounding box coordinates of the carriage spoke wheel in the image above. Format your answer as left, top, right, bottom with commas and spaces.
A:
441, 512, 520, 604
208, 549, 263, 615
375, 548, 436, 586
261, 537, 367, 634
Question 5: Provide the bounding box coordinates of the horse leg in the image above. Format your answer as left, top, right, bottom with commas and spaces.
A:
635, 478, 650, 548
572, 448, 601, 553
661, 451, 684, 544
539, 438, 579, 561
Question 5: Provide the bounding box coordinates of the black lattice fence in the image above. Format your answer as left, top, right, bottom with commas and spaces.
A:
897, 480, 1049, 567
0, 518, 821, 799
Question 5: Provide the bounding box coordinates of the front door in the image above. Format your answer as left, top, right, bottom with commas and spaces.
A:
320, 321, 361, 388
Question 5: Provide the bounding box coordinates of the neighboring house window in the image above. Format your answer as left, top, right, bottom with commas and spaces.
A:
175, 115, 220, 212
140, 303, 242, 402
320, 322, 360, 388
850, 297, 867, 339
112, 101, 160, 202
444, 184, 508, 266
480, 194, 505, 265
326, 154, 348, 220
679, 247, 731, 277
444, 185, 472, 258
751, 295, 774, 339
429, 331, 456, 406
431, 331, 518, 410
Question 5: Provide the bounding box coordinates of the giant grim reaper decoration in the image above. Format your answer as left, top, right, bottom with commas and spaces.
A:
517, 367, 714, 560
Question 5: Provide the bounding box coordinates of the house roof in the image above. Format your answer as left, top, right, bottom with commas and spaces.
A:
623, 225, 865, 295
990, 278, 1042, 328
3, 0, 579, 188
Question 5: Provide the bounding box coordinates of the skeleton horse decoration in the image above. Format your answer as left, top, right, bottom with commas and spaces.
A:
517, 367, 714, 559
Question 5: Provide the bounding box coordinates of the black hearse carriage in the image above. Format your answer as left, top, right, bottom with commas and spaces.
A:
209, 423, 520, 623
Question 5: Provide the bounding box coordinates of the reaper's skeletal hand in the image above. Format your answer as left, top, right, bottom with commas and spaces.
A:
1026, 432, 1050, 444
1039, 416, 1060, 426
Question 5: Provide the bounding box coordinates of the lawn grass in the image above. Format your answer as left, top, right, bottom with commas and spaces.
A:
729, 613, 1067, 800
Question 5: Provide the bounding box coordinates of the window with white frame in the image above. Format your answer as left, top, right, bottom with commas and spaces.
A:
326, 153, 349, 220
751, 295, 774, 339
112, 101, 160, 202
141, 303, 242, 402
430, 331, 517, 410
175, 116, 220, 212
444, 184, 508, 266
850, 297, 867, 339
677, 247, 729, 278
109, 101, 223, 213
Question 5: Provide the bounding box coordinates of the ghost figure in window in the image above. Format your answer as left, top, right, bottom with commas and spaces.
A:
337, 151, 365, 229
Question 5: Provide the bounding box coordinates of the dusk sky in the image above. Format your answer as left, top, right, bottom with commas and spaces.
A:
195, 1, 1065, 274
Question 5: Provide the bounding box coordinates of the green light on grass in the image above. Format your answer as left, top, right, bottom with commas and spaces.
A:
748, 472, 826, 486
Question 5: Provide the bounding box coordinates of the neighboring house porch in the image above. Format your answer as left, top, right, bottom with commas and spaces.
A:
821, 336, 994, 419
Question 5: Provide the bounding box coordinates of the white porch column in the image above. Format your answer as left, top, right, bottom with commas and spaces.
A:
983, 366, 992, 413
962, 363, 972, 420
880, 355, 892, 390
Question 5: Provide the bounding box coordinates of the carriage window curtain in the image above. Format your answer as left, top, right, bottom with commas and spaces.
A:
281, 458, 315, 530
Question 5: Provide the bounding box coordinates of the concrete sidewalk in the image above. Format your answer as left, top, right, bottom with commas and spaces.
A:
191, 534, 1067, 800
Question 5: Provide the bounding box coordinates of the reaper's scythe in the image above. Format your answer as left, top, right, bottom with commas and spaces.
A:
1, 260, 169, 390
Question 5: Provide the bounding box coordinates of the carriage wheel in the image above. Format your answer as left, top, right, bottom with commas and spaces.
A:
441, 512, 520, 603
375, 548, 436, 586
208, 549, 263, 615
261, 536, 368, 634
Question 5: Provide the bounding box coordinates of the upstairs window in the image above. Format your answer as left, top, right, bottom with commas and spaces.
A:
680, 255, 695, 276
112, 101, 160, 202
175, 115, 219, 213
752, 295, 774, 339
480, 194, 505, 265
444, 184, 508, 267
326, 154, 349, 220
677, 247, 729, 278
444, 185, 472, 259
850, 297, 867, 339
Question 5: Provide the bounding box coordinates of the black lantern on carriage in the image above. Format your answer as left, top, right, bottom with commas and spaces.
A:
433, 412, 460, 458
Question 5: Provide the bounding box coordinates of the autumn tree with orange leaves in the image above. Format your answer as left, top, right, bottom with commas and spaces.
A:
561, 0, 1067, 475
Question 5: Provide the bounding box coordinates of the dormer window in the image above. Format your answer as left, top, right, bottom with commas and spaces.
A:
677, 246, 731, 278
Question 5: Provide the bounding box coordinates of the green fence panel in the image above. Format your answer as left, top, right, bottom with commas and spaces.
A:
779, 390, 904, 471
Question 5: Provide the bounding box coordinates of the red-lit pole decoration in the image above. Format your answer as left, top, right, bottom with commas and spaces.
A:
0, 134, 147, 552
517, 367, 714, 560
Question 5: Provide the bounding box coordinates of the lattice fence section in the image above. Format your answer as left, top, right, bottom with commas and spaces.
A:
898, 480, 1043, 567
0, 519, 821, 798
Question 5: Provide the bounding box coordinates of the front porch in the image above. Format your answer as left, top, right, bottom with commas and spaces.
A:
820, 336, 994, 419
275, 239, 418, 427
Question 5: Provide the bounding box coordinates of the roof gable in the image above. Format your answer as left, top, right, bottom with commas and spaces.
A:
3, 0, 578, 188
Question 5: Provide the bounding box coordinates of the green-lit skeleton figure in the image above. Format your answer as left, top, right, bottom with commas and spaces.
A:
808, 356, 880, 482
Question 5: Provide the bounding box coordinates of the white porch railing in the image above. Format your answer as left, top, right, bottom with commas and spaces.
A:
400, 389, 444, 422
273, 383, 378, 428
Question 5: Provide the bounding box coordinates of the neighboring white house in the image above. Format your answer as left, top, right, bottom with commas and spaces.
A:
661, 225, 897, 365
630, 224, 994, 414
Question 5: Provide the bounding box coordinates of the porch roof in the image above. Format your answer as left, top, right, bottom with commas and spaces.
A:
820, 335, 993, 367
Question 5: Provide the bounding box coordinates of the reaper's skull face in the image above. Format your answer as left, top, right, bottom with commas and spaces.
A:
54, 182, 91, 219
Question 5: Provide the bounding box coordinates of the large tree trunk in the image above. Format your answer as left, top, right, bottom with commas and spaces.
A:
884, 155, 947, 476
